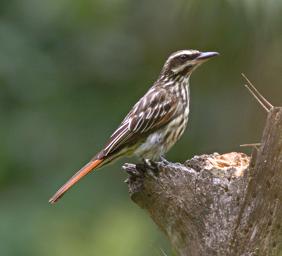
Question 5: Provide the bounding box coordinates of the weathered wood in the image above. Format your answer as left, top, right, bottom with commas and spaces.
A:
230, 107, 282, 255
124, 107, 282, 256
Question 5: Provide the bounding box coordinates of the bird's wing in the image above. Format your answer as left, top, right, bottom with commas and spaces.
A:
101, 88, 178, 157
48, 88, 177, 204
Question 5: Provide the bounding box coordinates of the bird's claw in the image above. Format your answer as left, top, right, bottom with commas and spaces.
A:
122, 163, 143, 177
123, 159, 161, 179
142, 159, 159, 176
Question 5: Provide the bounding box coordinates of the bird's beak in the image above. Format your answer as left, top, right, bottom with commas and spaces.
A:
196, 51, 219, 61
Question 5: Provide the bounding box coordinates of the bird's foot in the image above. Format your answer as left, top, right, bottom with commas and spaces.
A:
141, 158, 159, 176
122, 163, 144, 177
123, 159, 160, 182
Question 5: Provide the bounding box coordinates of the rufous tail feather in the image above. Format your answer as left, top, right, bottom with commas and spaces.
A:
49, 159, 103, 204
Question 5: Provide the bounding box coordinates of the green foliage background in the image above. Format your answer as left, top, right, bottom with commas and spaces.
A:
0, 0, 281, 255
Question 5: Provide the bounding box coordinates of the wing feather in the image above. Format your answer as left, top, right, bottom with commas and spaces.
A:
101, 88, 177, 157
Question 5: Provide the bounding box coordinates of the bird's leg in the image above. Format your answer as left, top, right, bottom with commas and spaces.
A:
122, 158, 160, 182
142, 158, 160, 176
123, 158, 160, 178
122, 163, 144, 177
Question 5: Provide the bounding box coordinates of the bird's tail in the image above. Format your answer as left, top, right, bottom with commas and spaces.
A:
49, 158, 103, 204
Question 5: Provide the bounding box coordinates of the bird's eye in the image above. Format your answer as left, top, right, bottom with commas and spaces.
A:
179, 55, 187, 60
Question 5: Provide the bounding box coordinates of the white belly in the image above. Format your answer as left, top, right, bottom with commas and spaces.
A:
133, 129, 167, 160
134, 84, 190, 160
133, 109, 189, 160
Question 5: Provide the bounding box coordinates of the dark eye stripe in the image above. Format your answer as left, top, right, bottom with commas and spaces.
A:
179, 55, 187, 60
178, 53, 200, 61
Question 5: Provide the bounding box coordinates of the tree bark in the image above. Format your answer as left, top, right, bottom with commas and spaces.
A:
123, 107, 282, 256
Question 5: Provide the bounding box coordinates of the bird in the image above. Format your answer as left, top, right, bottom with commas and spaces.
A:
49, 49, 219, 204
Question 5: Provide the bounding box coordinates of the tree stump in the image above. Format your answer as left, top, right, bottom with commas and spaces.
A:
123, 107, 282, 256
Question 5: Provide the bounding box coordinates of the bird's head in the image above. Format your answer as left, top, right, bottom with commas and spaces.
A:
160, 49, 219, 79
